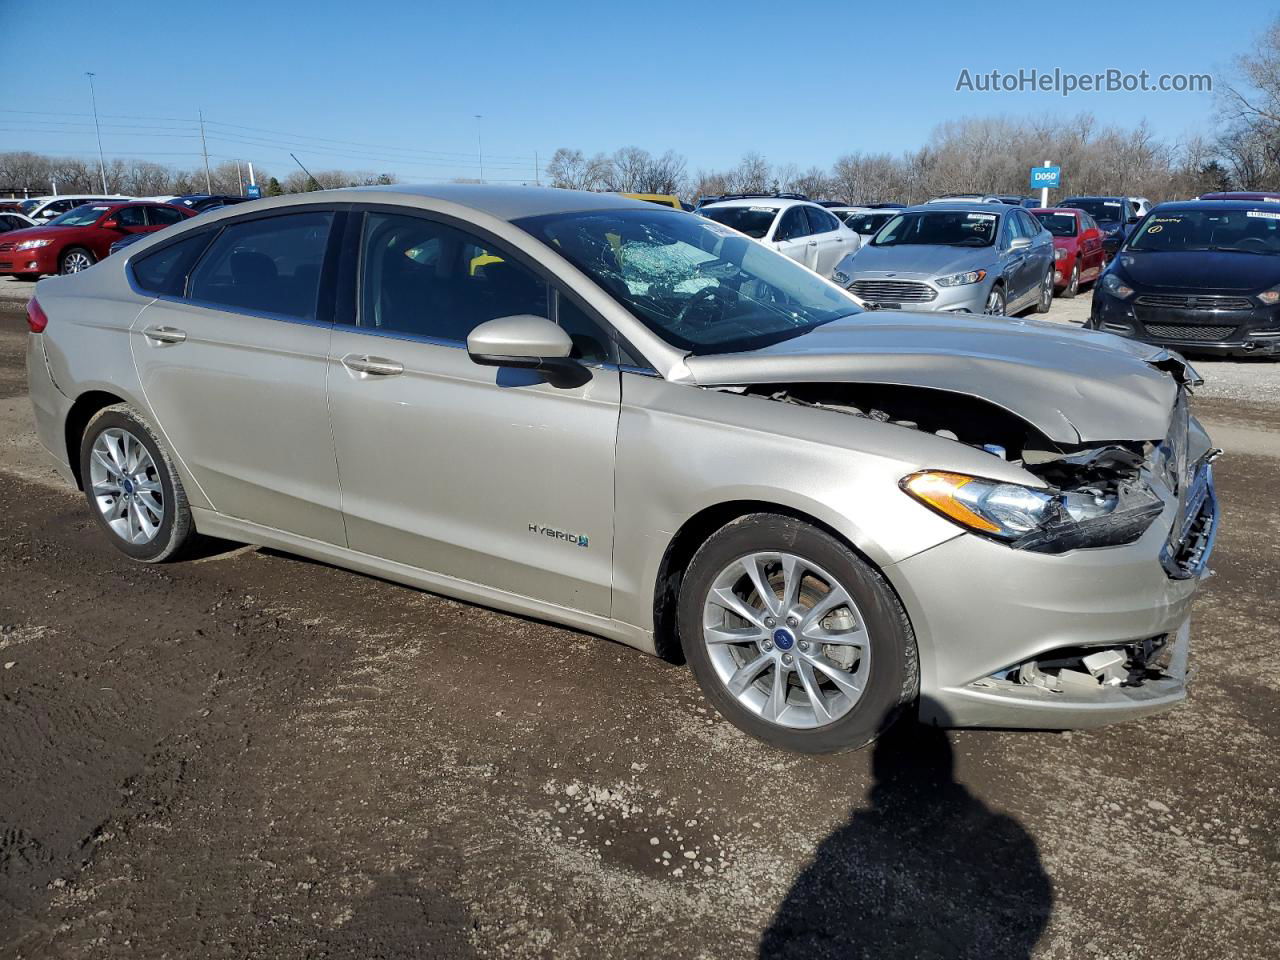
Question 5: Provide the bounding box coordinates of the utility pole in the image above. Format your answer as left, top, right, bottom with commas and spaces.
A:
534, 150, 540, 186
1041, 158, 1051, 208
199, 109, 212, 193
474, 114, 484, 183
235, 159, 244, 196
85, 72, 108, 194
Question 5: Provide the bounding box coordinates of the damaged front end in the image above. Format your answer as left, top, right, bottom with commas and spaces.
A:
745, 381, 1214, 560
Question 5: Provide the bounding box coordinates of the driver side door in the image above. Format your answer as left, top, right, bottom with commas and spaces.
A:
326, 208, 623, 616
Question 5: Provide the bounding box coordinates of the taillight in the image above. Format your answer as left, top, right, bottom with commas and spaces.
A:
26, 298, 48, 334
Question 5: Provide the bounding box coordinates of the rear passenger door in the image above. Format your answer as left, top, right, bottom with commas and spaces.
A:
771, 206, 816, 269
803, 205, 853, 276
325, 208, 622, 616
129, 207, 347, 544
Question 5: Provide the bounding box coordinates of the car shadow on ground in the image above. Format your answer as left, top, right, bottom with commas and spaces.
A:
758, 719, 1053, 960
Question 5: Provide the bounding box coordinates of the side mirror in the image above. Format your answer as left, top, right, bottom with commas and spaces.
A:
466, 314, 587, 388
1008, 236, 1032, 251
101, 218, 120, 229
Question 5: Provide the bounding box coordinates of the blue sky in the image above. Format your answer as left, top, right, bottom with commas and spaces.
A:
3, 0, 1274, 183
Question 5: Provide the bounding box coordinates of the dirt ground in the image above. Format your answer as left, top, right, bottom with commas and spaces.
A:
0, 295, 1277, 960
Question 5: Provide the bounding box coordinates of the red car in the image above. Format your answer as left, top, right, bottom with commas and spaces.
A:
0, 200, 194, 279
1031, 207, 1106, 298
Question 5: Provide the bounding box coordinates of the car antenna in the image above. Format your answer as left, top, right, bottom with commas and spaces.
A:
290, 152, 324, 192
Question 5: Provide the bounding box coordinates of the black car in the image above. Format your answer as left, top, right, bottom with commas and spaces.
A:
1060, 196, 1139, 259
993, 195, 1041, 208
169, 194, 254, 213
1087, 200, 1280, 357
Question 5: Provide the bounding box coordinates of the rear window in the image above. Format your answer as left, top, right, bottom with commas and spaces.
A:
1035, 212, 1078, 237
130, 231, 214, 297
698, 205, 779, 239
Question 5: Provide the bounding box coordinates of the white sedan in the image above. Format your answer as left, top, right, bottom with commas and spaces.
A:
697, 197, 860, 278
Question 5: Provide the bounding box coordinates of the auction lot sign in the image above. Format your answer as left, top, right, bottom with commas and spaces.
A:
1030, 165, 1061, 190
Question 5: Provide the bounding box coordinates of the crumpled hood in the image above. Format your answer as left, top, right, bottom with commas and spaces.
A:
846, 243, 991, 278
682, 312, 1191, 444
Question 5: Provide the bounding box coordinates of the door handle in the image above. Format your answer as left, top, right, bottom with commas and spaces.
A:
807, 240, 818, 246
143, 325, 186, 344
342, 354, 404, 377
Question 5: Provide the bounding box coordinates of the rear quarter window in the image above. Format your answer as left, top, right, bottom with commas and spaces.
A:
130, 231, 215, 297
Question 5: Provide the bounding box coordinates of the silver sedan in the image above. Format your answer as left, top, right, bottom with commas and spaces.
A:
832, 202, 1056, 316
26, 186, 1216, 753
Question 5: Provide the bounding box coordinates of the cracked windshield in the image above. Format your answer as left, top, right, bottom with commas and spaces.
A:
518, 209, 860, 353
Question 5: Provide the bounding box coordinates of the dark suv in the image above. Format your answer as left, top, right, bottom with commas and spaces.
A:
1059, 196, 1140, 260
1087, 199, 1280, 356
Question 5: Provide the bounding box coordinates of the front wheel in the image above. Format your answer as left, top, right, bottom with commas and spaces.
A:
1035, 270, 1054, 313
984, 284, 1006, 316
1060, 263, 1080, 299
60, 247, 96, 274
79, 404, 196, 562
678, 514, 918, 753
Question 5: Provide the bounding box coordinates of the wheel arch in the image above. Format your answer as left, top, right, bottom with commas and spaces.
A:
650, 498, 900, 664
65, 389, 129, 489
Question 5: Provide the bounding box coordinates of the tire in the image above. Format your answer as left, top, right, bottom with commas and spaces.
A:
677, 513, 918, 754
60, 247, 96, 275
983, 284, 1006, 316
1035, 269, 1054, 313
79, 404, 196, 563
1060, 263, 1080, 299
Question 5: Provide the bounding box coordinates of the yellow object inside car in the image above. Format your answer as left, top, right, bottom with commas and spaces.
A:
622, 193, 682, 209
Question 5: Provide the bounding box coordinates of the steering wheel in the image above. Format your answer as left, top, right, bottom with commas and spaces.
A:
674, 285, 732, 327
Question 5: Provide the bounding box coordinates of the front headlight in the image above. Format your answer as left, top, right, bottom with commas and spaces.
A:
1101, 273, 1134, 299
936, 269, 987, 287
900, 470, 1164, 553
1054, 248, 1066, 261
16, 239, 54, 251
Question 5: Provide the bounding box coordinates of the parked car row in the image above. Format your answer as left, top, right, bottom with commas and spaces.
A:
0, 194, 257, 279
688, 187, 1280, 359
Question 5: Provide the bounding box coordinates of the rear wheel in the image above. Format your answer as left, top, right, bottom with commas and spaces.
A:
678, 514, 917, 753
60, 247, 96, 275
79, 405, 196, 562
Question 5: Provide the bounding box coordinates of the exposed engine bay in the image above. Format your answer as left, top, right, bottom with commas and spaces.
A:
735, 382, 1177, 554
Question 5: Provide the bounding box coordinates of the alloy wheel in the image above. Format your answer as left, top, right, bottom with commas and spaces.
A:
701, 552, 871, 729
88, 427, 164, 545
1067, 265, 1079, 296
984, 287, 1005, 315
61, 250, 93, 274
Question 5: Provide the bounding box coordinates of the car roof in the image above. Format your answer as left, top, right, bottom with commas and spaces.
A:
698, 196, 812, 210
340, 183, 651, 220
1060, 195, 1127, 202
1031, 207, 1082, 214
904, 201, 1007, 213
1152, 198, 1280, 212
